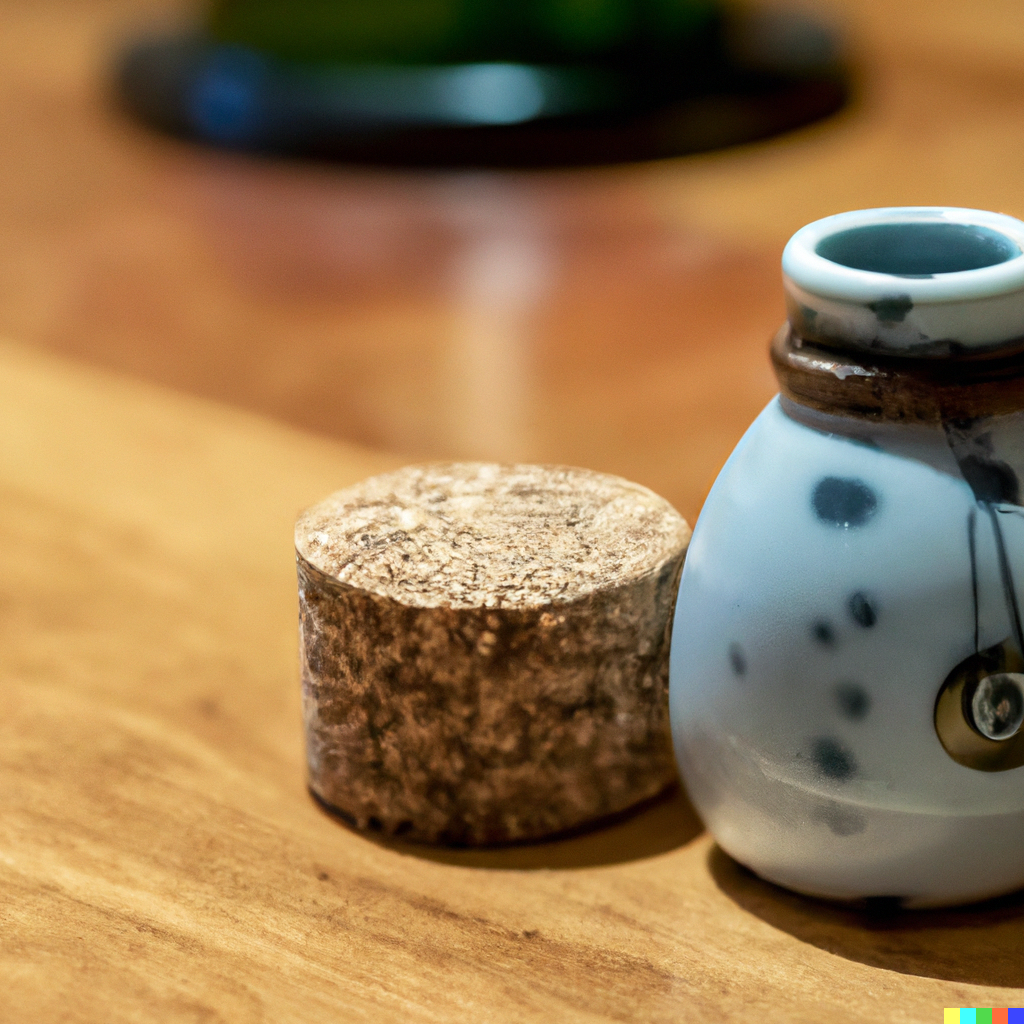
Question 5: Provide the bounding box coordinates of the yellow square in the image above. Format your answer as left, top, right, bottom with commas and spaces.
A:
945, 1010, 960, 1024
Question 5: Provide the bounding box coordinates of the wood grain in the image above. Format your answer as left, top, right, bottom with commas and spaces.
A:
0, 339, 1022, 1023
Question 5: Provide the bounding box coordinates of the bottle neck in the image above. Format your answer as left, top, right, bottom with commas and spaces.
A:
772, 323, 1024, 426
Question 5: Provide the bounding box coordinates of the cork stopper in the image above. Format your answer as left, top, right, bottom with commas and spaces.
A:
297, 463, 688, 608
296, 463, 690, 846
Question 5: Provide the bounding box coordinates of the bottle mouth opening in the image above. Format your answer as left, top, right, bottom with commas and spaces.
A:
814, 221, 1022, 277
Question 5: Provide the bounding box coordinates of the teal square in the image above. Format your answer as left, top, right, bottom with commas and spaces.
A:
961, 1011, 977, 1024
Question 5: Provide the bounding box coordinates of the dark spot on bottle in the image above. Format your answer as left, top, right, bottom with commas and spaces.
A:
848, 592, 877, 628
813, 802, 866, 836
812, 620, 836, 647
812, 737, 857, 781
835, 682, 871, 720
956, 455, 1020, 504
812, 477, 878, 528
867, 294, 913, 323
728, 642, 747, 677
799, 304, 819, 328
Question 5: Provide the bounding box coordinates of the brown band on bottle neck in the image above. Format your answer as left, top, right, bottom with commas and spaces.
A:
771, 323, 1024, 424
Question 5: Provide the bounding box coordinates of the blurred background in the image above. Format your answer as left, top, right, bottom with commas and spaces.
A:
2, 0, 1023, 523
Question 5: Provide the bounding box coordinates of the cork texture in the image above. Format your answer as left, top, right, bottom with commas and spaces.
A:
296, 463, 690, 846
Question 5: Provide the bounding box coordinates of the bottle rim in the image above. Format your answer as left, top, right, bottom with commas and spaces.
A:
783, 207, 1024, 304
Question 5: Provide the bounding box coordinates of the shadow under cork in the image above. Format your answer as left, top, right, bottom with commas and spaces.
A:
709, 845, 1024, 987
310, 783, 704, 869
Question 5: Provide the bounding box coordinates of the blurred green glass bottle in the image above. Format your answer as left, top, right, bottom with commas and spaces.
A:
205, 0, 720, 66
117, 0, 845, 164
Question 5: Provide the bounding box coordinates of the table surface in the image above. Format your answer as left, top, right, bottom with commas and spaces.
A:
3, 1, 1024, 1020
4, 338, 1024, 1023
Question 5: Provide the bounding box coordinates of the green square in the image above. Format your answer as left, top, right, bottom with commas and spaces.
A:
978, 1011, 993, 1024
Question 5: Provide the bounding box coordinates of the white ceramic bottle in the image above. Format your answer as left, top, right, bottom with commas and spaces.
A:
670, 207, 1024, 907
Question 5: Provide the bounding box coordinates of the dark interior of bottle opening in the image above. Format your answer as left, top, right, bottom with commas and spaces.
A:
815, 221, 1022, 276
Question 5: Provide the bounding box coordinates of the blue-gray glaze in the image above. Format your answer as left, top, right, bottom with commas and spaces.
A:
815, 222, 1020, 276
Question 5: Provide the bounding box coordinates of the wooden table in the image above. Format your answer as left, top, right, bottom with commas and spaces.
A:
2, 1, 1024, 1020
3, 338, 1023, 1023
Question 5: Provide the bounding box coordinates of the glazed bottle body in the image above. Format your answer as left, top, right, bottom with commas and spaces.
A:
671, 397, 1024, 906
670, 207, 1024, 907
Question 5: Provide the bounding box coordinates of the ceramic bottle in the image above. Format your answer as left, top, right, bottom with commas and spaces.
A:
670, 207, 1024, 907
